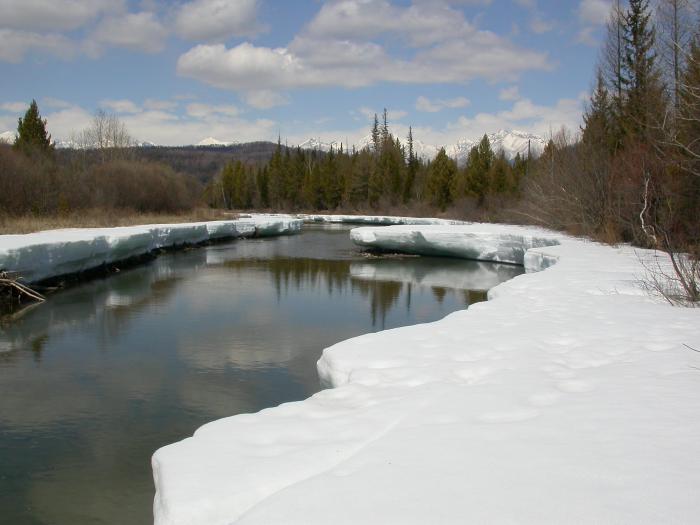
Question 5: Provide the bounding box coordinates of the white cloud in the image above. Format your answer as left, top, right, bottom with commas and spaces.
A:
578, 0, 611, 26
244, 90, 289, 110
43, 104, 94, 139
0, 0, 120, 32
177, 0, 551, 94
178, 38, 549, 92
0, 101, 29, 113
143, 99, 178, 111
88, 12, 167, 54
100, 99, 141, 114
444, 94, 586, 141
576, 26, 599, 47
185, 103, 240, 118
12, 98, 275, 146
529, 16, 554, 34
175, 0, 263, 41
42, 97, 73, 109
283, 93, 585, 153
0, 29, 76, 63
498, 85, 520, 101
415, 95, 470, 112
357, 106, 407, 121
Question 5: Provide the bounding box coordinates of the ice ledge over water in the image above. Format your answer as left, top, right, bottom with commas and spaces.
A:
0, 215, 302, 283
298, 213, 466, 226
153, 220, 700, 525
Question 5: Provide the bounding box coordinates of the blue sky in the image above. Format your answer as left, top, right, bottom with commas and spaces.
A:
0, 0, 613, 146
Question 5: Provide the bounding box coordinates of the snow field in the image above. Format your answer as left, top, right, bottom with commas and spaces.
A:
153, 221, 700, 524
0, 215, 302, 283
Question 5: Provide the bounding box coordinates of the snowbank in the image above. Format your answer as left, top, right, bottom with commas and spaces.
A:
298, 213, 466, 226
153, 222, 700, 525
0, 216, 302, 283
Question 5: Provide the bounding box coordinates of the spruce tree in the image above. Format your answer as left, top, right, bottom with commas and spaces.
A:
426, 148, 457, 210
403, 127, 417, 203
14, 100, 53, 154
621, 0, 666, 138
371, 114, 380, 152
466, 135, 494, 205
582, 69, 615, 152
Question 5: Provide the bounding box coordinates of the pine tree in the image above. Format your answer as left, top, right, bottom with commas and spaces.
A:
14, 100, 53, 154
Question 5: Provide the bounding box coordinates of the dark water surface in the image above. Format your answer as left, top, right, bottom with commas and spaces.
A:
0, 225, 523, 524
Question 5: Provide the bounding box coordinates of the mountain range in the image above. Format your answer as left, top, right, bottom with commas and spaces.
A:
298, 129, 546, 164
1, 129, 546, 164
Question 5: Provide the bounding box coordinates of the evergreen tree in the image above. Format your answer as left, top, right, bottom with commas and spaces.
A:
512, 152, 527, 191
381, 108, 389, 142
582, 69, 615, 152
403, 127, 417, 203
621, 0, 666, 138
426, 148, 457, 210
465, 135, 494, 204
371, 113, 380, 152
14, 100, 53, 154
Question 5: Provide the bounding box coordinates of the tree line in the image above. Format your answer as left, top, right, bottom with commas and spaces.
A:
206, 110, 530, 213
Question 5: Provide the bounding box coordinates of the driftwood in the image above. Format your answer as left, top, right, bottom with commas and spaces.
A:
0, 271, 46, 303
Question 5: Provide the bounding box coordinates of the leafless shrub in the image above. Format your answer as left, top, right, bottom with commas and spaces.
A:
638, 247, 700, 306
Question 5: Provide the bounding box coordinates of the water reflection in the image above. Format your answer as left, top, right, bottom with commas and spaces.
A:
0, 225, 522, 525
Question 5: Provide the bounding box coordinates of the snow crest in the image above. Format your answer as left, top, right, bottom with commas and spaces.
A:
0, 215, 302, 283
153, 220, 700, 525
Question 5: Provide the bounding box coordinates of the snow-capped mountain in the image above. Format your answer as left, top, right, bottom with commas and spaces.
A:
298, 130, 546, 164
298, 137, 347, 152
196, 137, 237, 147
0, 130, 15, 144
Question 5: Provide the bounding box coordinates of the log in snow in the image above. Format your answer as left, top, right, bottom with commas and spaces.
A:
0, 216, 302, 284
152, 220, 700, 524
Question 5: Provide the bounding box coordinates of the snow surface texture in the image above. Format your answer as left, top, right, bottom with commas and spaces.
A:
0, 216, 302, 283
153, 221, 700, 524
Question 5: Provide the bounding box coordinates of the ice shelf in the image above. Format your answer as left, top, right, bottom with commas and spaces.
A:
146, 218, 698, 524
0, 215, 302, 283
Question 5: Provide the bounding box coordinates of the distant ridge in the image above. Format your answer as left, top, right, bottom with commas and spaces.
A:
297, 129, 546, 164
7, 130, 547, 163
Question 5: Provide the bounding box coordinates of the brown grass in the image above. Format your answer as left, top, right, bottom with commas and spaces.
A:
0, 208, 235, 235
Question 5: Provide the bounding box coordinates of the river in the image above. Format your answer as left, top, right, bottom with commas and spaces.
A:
0, 224, 522, 524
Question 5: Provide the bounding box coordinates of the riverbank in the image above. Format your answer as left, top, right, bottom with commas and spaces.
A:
153, 219, 700, 524
0, 215, 302, 284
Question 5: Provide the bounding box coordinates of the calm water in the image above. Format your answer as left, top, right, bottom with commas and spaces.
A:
0, 225, 522, 525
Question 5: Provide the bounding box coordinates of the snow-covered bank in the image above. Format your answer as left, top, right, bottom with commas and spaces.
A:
153, 222, 700, 525
0, 216, 302, 283
298, 213, 466, 226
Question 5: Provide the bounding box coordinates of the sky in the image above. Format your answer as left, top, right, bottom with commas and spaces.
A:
0, 0, 614, 147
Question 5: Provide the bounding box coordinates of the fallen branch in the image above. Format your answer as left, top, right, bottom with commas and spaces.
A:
0, 271, 46, 303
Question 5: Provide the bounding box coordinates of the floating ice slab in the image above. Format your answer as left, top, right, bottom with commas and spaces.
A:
153, 218, 700, 525
0, 215, 302, 283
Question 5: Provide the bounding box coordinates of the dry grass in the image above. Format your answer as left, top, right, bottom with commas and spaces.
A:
0, 208, 235, 235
